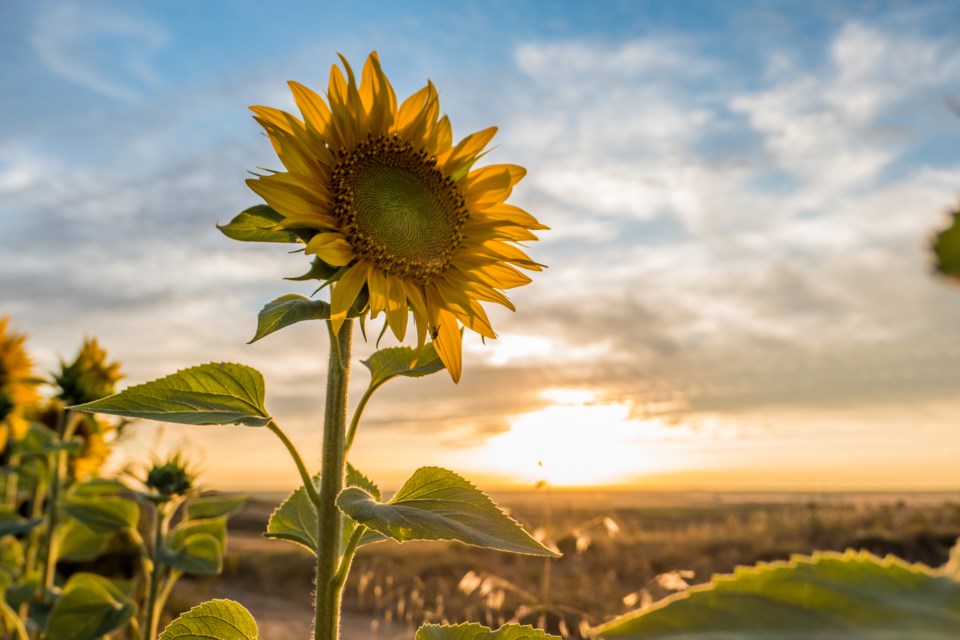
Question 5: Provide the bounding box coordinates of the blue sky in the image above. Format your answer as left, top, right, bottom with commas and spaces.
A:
2, 1, 960, 491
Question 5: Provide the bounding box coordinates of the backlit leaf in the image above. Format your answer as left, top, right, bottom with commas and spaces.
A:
46, 573, 136, 640
337, 466, 557, 556
933, 210, 960, 281
159, 599, 258, 640
171, 517, 227, 550
265, 464, 385, 555
185, 495, 249, 520
593, 550, 960, 639
71, 363, 271, 427
361, 342, 445, 390
0, 507, 40, 537
416, 623, 560, 640
57, 516, 110, 562
218, 205, 298, 243
249, 294, 330, 343
162, 534, 222, 576
63, 496, 138, 533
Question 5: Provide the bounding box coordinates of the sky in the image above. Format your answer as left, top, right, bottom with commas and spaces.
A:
2, 0, 960, 493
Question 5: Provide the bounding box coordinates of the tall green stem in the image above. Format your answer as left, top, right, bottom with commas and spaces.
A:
40, 409, 73, 596
314, 320, 352, 640
144, 503, 166, 640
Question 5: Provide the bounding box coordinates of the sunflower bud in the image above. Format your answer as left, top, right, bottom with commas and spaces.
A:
145, 456, 194, 498
55, 338, 122, 406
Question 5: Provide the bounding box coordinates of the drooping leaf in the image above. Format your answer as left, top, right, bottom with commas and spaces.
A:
361, 342, 445, 391
592, 550, 960, 639
185, 495, 249, 520
161, 534, 223, 576
159, 599, 258, 640
217, 205, 298, 244
71, 363, 271, 427
249, 294, 330, 343
57, 517, 111, 562
45, 573, 136, 640
0, 507, 41, 537
416, 623, 560, 640
933, 209, 960, 281
337, 466, 557, 557
265, 464, 385, 555
63, 496, 139, 533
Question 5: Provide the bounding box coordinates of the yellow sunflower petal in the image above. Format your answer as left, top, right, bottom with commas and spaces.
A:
330, 262, 370, 335
288, 81, 332, 133
431, 306, 462, 383
385, 275, 409, 341
367, 267, 389, 318
396, 85, 431, 133
306, 233, 355, 266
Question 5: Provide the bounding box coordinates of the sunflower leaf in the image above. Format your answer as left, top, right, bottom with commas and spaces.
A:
45, 573, 136, 640
217, 205, 299, 243
161, 533, 223, 576
70, 363, 271, 427
417, 623, 560, 640
337, 466, 557, 557
63, 496, 139, 534
265, 464, 386, 555
249, 294, 331, 343
185, 495, 249, 520
592, 550, 960, 639
933, 209, 960, 281
0, 507, 41, 537
361, 343, 445, 391
159, 599, 258, 640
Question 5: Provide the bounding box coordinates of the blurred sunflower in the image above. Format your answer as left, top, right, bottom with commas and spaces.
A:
55, 338, 122, 407
247, 52, 545, 382
0, 317, 38, 449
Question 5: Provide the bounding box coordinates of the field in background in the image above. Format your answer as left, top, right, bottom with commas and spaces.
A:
166, 490, 960, 639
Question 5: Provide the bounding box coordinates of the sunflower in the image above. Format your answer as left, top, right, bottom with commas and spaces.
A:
247, 52, 545, 382
0, 316, 38, 447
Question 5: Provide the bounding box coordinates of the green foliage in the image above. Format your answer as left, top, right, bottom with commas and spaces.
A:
337, 466, 557, 556
361, 342, 445, 391
67, 477, 129, 498
933, 209, 960, 280
72, 362, 271, 427
171, 517, 228, 550
592, 550, 960, 639
185, 495, 249, 520
0, 507, 40, 537
45, 573, 136, 640
249, 294, 331, 343
217, 205, 299, 244
416, 623, 561, 639
158, 599, 259, 640
162, 533, 223, 576
265, 464, 385, 555
63, 495, 139, 533
56, 517, 110, 562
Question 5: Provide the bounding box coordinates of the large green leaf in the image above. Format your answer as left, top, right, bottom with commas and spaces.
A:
593, 550, 960, 639
171, 517, 227, 550
249, 294, 330, 343
63, 496, 139, 533
417, 623, 560, 639
159, 599, 258, 640
57, 517, 111, 562
66, 478, 129, 498
0, 507, 40, 537
361, 343, 445, 391
265, 464, 385, 555
933, 210, 960, 280
185, 495, 249, 520
337, 466, 557, 557
45, 573, 136, 640
71, 363, 271, 427
161, 533, 222, 576
217, 205, 299, 244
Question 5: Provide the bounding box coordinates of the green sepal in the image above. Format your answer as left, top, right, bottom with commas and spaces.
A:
249, 295, 331, 343
0, 507, 41, 537
160, 534, 223, 576
71, 363, 271, 427
45, 573, 136, 640
286, 258, 339, 282
62, 496, 139, 534
337, 466, 557, 557
592, 550, 960, 638
361, 342, 445, 391
265, 464, 385, 555
159, 599, 258, 639
933, 209, 960, 281
416, 623, 560, 639
217, 205, 299, 244
185, 495, 249, 520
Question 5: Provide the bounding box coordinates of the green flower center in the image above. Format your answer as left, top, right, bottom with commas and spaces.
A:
331, 135, 467, 283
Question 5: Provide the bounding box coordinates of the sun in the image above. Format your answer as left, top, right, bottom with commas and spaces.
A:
472, 389, 667, 487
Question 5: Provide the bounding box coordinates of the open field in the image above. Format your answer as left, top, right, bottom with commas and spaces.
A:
164, 490, 960, 639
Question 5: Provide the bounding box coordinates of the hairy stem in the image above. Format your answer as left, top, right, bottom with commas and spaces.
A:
343, 386, 374, 457
267, 420, 321, 508
332, 526, 365, 591
144, 503, 167, 640
314, 320, 353, 640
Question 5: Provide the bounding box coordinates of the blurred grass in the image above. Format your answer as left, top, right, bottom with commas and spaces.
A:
165, 491, 960, 639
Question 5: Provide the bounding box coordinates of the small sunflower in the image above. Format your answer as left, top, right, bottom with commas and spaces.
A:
55, 337, 122, 406
0, 317, 38, 446
247, 52, 545, 382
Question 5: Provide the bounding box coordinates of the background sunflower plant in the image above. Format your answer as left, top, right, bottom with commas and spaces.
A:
74, 52, 558, 640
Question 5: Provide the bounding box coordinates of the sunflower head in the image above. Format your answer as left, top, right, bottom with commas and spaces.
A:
246, 52, 546, 382
0, 317, 38, 448
55, 338, 122, 406
145, 453, 195, 498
